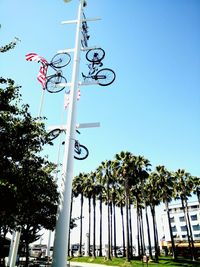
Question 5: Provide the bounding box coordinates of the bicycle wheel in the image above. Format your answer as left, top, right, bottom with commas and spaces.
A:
86, 48, 105, 63
46, 75, 67, 93
46, 128, 62, 141
50, 53, 71, 68
74, 144, 89, 160
95, 68, 116, 86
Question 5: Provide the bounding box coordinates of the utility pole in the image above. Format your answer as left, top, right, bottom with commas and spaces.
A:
52, 1, 87, 267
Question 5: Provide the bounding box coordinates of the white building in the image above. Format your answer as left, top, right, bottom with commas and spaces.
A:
161, 201, 200, 244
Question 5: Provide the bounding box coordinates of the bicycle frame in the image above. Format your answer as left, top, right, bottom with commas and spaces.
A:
45, 63, 63, 80
81, 12, 90, 48
46, 128, 89, 160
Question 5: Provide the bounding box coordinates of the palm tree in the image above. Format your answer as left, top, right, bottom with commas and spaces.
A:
72, 173, 87, 256
95, 166, 105, 257
99, 160, 114, 260
189, 176, 200, 205
114, 152, 151, 261
83, 173, 93, 256
130, 155, 151, 258
88, 171, 103, 258
143, 192, 153, 260
68, 192, 74, 256
114, 151, 133, 262
115, 186, 126, 257
110, 187, 117, 257
150, 165, 177, 259
174, 169, 196, 261
145, 178, 160, 262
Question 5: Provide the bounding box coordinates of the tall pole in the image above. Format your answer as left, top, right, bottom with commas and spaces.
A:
52, 1, 85, 267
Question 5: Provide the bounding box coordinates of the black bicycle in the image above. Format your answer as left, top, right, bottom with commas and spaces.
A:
81, 12, 90, 48
85, 48, 105, 63
46, 128, 89, 160
45, 52, 71, 93
82, 48, 115, 86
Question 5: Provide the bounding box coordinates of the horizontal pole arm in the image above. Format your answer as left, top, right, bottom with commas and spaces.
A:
48, 122, 100, 131
61, 17, 101, 24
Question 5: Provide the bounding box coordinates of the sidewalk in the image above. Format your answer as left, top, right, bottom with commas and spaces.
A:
68, 261, 116, 267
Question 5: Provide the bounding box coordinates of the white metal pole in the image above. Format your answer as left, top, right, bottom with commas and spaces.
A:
46, 230, 52, 259
52, 1, 85, 267
7, 232, 15, 267
9, 231, 21, 267
38, 89, 45, 118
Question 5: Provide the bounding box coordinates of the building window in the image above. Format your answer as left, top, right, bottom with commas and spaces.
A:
179, 216, 185, 222
182, 235, 187, 239
192, 224, 200, 231
170, 217, 175, 223
181, 225, 187, 232
191, 205, 198, 209
191, 214, 197, 221
172, 226, 177, 232
194, 234, 200, 238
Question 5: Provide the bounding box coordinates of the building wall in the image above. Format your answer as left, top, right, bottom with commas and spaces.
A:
161, 201, 200, 242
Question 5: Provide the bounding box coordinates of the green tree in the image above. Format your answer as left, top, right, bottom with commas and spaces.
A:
150, 166, 177, 259
100, 160, 115, 260
95, 166, 105, 257
83, 173, 93, 256
72, 173, 87, 256
115, 186, 126, 257
0, 33, 58, 267
174, 169, 196, 261
145, 176, 160, 262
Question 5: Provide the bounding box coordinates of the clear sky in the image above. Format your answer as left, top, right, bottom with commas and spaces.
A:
1, 0, 200, 247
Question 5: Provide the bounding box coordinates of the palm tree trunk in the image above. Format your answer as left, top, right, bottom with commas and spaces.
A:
181, 197, 192, 256
110, 202, 113, 257
140, 207, 145, 255
113, 202, 117, 257
125, 177, 130, 262
196, 187, 200, 205
107, 182, 111, 260
145, 203, 153, 259
68, 195, 73, 256
155, 221, 160, 256
79, 193, 84, 256
165, 200, 176, 259
99, 195, 103, 257
88, 197, 91, 256
120, 204, 126, 257
185, 198, 195, 261
150, 205, 158, 261
93, 194, 96, 258
136, 205, 141, 257
138, 208, 144, 256
128, 203, 133, 258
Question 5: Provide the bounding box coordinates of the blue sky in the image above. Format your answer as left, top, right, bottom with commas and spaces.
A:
1, 0, 200, 245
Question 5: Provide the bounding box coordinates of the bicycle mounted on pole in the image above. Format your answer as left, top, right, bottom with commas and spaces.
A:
46, 128, 89, 160
82, 48, 116, 86
45, 52, 71, 93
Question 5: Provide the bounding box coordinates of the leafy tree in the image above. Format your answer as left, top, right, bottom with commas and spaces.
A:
145, 176, 160, 261
99, 160, 115, 260
95, 166, 105, 257
0, 66, 58, 267
173, 169, 196, 261
72, 173, 87, 256
150, 165, 177, 259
